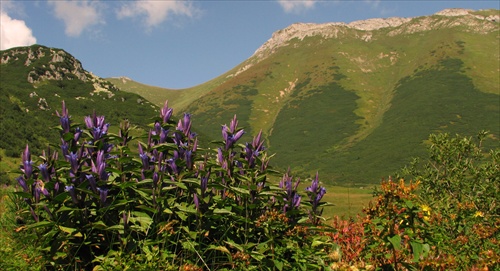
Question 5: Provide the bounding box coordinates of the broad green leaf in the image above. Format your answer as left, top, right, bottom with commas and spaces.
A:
175, 203, 197, 214
91, 221, 107, 229
410, 241, 423, 262
163, 208, 173, 214
225, 240, 244, 252
230, 186, 250, 195
274, 260, 284, 271
58, 225, 78, 236
388, 235, 402, 250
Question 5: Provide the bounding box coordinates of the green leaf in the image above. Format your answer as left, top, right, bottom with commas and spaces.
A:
214, 208, 233, 215
163, 208, 173, 214
91, 221, 107, 230
27, 220, 54, 229
58, 225, 80, 236
225, 240, 244, 252
129, 211, 153, 232
274, 260, 284, 271
106, 225, 124, 234
207, 246, 232, 260
388, 235, 402, 250
230, 186, 250, 195
410, 241, 423, 262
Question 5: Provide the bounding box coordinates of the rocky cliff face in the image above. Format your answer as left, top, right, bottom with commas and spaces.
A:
251, 8, 499, 61
1, 45, 117, 97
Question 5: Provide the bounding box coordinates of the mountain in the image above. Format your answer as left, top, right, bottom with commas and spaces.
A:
109, 8, 499, 184
0, 45, 158, 159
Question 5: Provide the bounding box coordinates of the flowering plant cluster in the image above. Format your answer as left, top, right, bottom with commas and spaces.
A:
15, 101, 332, 270
326, 132, 499, 271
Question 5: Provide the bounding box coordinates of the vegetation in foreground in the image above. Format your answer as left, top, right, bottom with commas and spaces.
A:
0, 101, 498, 270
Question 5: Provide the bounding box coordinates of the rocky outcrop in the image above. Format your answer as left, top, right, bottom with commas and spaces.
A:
251, 8, 498, 61
1, 45, 117, 95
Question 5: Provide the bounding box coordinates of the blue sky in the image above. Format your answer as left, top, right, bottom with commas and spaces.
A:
1, 0, 498, 89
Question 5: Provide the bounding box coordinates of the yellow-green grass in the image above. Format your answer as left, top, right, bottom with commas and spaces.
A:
321, 184, 375, 218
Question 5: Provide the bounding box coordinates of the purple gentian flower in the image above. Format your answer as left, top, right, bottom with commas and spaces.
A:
66, 152, 79, 173
21, 145, 33, 179
65, 185, 78, 204
16, 176, 28, 192
74, 127, 82, 142
176, 113, 192, 136
97, 187, 108, 204
38, 163, 50, 182
193, 193, 200, 211
86, 174, 97, 193
160, 100, 173, 124
56, 101, 70, 133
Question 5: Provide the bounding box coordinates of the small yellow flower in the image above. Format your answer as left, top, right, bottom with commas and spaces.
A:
421, 204, 431, 213
474, 211, 484, 218
421, 204, 431, 221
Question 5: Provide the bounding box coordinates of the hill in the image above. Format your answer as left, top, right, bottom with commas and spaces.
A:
109, 8, 499, 184
0, 45, 158, 161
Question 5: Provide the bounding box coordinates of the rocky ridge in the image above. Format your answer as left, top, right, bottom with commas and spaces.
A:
250, 8, 499, 61
1, 45, 117, 97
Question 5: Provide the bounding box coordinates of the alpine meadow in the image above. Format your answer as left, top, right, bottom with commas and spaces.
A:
0, 8, 499, 271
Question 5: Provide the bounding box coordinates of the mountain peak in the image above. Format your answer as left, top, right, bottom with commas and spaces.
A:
1, 44, 118, 97
251, 9, 498, 61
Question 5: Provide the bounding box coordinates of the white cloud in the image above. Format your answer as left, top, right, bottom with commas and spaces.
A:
0, 10, 37, 50
278, 0, 316, 13
116, 1, 197, 28
49, 0, 104, 37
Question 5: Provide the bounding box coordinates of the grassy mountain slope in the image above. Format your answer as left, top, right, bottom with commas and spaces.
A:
0, 45, 158, 161
5, 10, 493, 185
111, 9, 497, 184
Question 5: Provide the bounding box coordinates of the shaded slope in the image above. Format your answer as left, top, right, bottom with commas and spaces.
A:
323, 58, 499, 183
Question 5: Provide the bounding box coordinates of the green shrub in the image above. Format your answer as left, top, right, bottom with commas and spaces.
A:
14, 101, 334, 270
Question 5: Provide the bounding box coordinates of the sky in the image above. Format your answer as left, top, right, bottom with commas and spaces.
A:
1, 0, 499, 89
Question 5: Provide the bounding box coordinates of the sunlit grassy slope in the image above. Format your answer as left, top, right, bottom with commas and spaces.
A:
110, 10, 499, 184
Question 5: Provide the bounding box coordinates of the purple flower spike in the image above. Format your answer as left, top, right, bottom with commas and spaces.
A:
229, 115, 238, 134
159, 128, 168, 143
153, 172, 159, 187
316, 187, 327, 203
61, 139, 69, 157
185, 150, 193, 170
84, 114, 94, 129
22, 160, 34, 180
200, 172, 209, 196
21, 145, 33, 179
167, 159, 179, 175
193, 193, 200, 211
38, 163, 50, 182
160, 100, 173, 124
22, 144, 31, 163
293, 194, 302, 208
176, 113, 192, 136
65, 185, 78, 204
60, 116, 70, 134
74, 127, 82, 142
98, 162, 109, 181
16, 176, 28, 192
97, 187, 109, 204
67, 152, 79, 173
56, 101, 71, 133
86, 174, 97, 193
233, 129, 245, 143
140, 153, 149, 170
